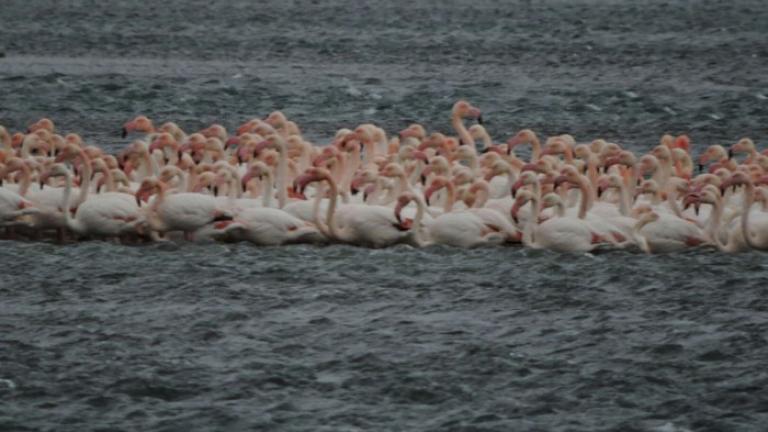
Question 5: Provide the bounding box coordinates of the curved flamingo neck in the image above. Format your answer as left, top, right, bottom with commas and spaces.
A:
586, 155, 599, 190
740, 182, 759, 249
473, 184, 490, 208
632, 216, 654, 254
1, 131, 10, 152
362, 139, 377, 166
441, 182, 456, 213
60, 168, 82, 233
667, 187, 685, 219
262, 172, 274, 207
75, 151, 93, 206
342, 146, 361, 192
614, 181, 631, 217
563, 147, 574, 164
147, 182, 168, 231
12, 164, 32, 196
502, 168, 516, 198
522, 196, 541, 247
101, 166, 116, 192
276, 143, 288, 208
409, 194, 428, 246
479, 130, 492, 150
322, 175, 348, 243
576, 177, 590, 220
452, 113, 475, 148
705, 196, 725, 248
142, 149, 160, 179
530, 135, 542, 162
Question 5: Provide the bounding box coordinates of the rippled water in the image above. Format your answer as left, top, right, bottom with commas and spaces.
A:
2, 0, 768, 430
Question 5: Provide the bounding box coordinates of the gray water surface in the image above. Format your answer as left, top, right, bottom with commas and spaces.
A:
2, 1, 768, 431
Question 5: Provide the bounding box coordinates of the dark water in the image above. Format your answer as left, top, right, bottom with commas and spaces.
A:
2, 1, 768, 431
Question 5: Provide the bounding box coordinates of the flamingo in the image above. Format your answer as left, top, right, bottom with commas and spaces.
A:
721, 172, 768, 250
134, 177, 234, 241
295, 167, 414, 247
41, 164, 143, 240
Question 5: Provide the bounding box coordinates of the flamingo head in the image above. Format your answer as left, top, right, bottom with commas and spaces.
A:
682, 192, 702, 215
730, 138, 755, 157
637, 155, 658, 176
235, 119, 259, 136
394, 191, 417, 225
292, 167, 332, 198
135, 178, 161, 205
674, 135, 691, 152
720, 171, 752, 194
4, 157, 27, 172
265, 111, 287, 128
408, 149, 428, 165
453, 100, 482, 124
510, 190, 535, 225
242, 161, 271, 189
639, 211, 660, 226
312, 146, 338, 167
122, 115, 153, 138
698, 145, 724, 170
755, 175, 768, 187
540, 192, 564, 212
39, 163, 70, 189
399, 124, 426, 140
201, 124, 227, 141
651, 145, 672, 162
541, 137, 567, 157
54, 143, 82, 163
11, 132, 24, 149
482, 160, 506, 182
424, 176, 450, 206
506, 129, 536, 150
596, 174, 618, 198
511, 171, 538, 198
28, 118, 55, 134
380, 163, 404, 179
553, 174, 576, 190
350, 168, 377, 194
149, 132, 176, 153
691, 173, 722, 191
604, 150, 636, 170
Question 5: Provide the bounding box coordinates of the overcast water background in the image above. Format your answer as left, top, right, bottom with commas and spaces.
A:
1, 1, 768, 431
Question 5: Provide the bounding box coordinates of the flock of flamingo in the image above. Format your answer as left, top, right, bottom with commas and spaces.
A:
1, 100, 767, 253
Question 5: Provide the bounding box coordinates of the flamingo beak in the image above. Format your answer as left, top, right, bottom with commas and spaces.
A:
728, 149, 734, 159
477, 114, 484, 125
350, 177, 364, 195
254, 140, 272, 155
510, 203, 520, 225
394, 202, 404, 224
424, 185, 437, 207
121, 127, 128, 138
553, 175, 569, 189
241, 172, 253, 189
292, 173, 314, 199
511, 179, 524, 199
412, 150, 428, 164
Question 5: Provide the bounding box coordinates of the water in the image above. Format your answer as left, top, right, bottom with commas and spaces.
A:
2, 1, 768, 430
